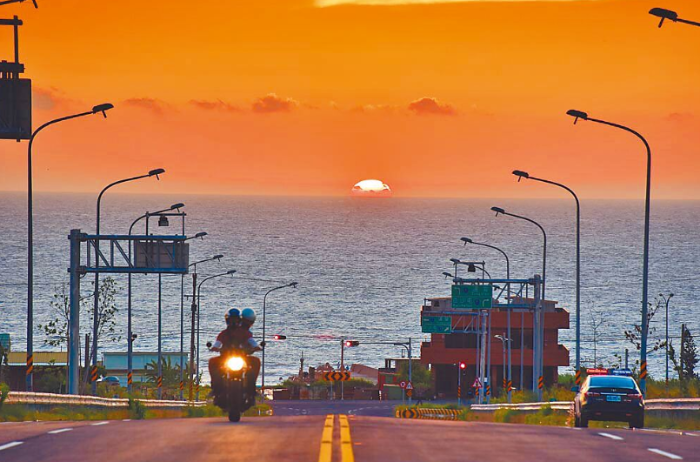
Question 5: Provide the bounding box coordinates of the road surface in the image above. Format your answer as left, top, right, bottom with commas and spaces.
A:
1, 412, 698, 461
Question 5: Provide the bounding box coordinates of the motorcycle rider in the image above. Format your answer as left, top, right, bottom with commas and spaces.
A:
208, 308, 262, 406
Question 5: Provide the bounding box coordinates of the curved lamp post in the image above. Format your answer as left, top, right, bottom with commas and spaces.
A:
91, 168, 165, 394
494, 334, 510, 397
512, 169, 582, 386
126, 202, 183, 393
186, 255, 225, 401
261, 282, 298, 393
566, 108, 652, 394
195, 270, 237, 399
650, 7, 700, 28
491, 206, 546, 395
462, 237, 513, 402
26, 103, 113, 391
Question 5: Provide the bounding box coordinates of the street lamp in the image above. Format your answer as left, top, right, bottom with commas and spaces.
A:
512, 169, 583, 386
491, 206, 546, 396
261, 282, 298, 394
566, 108, 652, 395
450, 258, 492, 279
195, 270, 236, 399
186, 255, 224, 401
91, 168, 165, 394
650, 7, 700, 28
660, 293, 674, 387
126, 202, 183, 394
494, 334, 510, 397
25, 103, 114, 391
394, 339, 413, 402
462, 237, 513, 403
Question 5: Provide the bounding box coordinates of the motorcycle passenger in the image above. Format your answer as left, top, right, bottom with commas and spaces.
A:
239, 308, 263, 401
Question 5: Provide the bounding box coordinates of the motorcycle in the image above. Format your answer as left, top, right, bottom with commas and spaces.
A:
207, 342, 254, 422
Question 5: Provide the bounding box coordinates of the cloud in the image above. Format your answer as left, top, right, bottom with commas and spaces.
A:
33, 87, 70, 111
251, 93, 298, 113
665, 112, 693, 123
190, 99, 241, 112
350, 104, 398, 114
317, 0, 582, 5
407, 97, 456, 116
123, 97, 169, 115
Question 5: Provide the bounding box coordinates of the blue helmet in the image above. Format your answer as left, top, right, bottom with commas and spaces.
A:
241, 308, 256, 325
225, 308, 241, 325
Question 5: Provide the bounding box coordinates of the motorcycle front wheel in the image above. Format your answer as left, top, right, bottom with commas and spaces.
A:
228, 380, 243, 422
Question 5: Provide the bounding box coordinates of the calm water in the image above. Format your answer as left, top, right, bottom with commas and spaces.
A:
0, 192, 698, 383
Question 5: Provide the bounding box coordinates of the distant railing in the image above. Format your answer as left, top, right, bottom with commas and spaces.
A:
471, 398, 700, 412
6, 392, 207, 408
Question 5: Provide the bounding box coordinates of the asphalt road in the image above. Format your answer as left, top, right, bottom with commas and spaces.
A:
272, 399, 395, 417
1, 412, 698, 461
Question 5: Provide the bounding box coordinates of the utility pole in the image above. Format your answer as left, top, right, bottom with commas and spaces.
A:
680, 324, 686, 381
340, 338, 345, 401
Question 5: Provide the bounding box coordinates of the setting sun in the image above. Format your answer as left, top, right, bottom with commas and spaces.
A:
351, 179, 393, 197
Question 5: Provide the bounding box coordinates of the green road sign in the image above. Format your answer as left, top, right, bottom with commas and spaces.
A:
452, 284, 493, 309
422, 316, 452, 333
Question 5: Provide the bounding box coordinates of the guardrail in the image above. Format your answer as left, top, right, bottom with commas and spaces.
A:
6, 392, 208, 409
471, 398, 700, 412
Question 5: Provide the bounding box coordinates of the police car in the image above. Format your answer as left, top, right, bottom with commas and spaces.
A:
573, 368, 644, 428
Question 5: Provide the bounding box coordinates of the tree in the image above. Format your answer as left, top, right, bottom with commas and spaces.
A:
144, 357, 183, 388
39, 283, 90, 350
589, 310, 605, 367
397, 361, 433, 397
624, 297, 666, 371
680, 326, 698, 380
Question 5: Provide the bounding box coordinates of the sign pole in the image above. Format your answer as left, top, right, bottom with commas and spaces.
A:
68, 229, 81, 395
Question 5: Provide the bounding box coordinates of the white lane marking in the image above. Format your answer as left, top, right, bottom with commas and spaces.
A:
648, 448, 683, 460
0, 442, 24, 451
91, 421, 109, 426
685, 433, 698, 437
122, 419, 131, 422
565, 427, 582, 430
47, 428, 73, 434
598, 432, 624, 441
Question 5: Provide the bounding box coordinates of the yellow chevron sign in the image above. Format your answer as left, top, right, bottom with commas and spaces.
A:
322, 371, 351, 381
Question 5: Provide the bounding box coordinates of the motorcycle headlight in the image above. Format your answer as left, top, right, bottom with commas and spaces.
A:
226, 356, 246, 371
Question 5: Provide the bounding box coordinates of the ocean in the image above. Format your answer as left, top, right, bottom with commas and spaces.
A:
1, 192, 698, 383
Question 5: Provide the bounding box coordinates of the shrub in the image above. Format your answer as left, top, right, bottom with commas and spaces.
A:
128, 397, 147, 420
0, 383, 9, 411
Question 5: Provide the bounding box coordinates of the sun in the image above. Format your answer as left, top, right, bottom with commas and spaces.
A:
350, 179, 392, 197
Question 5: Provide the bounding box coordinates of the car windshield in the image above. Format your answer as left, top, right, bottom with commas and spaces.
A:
589, 376, 637, 390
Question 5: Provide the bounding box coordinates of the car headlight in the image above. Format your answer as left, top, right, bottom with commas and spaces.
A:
226, 356, 246, 371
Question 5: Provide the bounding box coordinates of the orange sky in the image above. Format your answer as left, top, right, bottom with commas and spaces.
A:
0, 0, 698, 199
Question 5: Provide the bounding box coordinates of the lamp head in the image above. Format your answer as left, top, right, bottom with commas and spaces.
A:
460, 237, 473, 245
148, 168, 166, 180
467, 263, 477, 273
566, 109, 588, 125
214, 254, 224, 260
289, 282, 299, 288
226, 269, 237, 275
669, 293, 674, 298
491, 206, 505, 216
449, 258, 460, 264
92, 103, 114, 118
649, 7, 678, 27
442, 272, 453, 279
157, 215, 169, 227
194, 232, 208, 239
512, 170, 529, 182
170, 203, 185, 211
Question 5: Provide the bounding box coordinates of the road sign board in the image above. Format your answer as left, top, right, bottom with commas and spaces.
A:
405, 382, 413, 390
399, 381, 407, 389
452, 284, 493, 309
422, 315, 452, 333
472, 378, 482, 389
322, 371, 351, 381
406, 389, 413, 397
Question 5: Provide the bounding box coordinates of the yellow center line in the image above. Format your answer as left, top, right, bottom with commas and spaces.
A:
318, 414, 334, 462
339, 414, 355, 462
